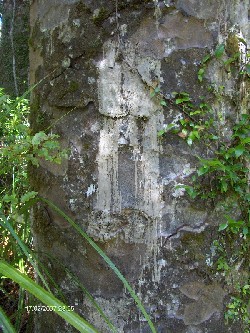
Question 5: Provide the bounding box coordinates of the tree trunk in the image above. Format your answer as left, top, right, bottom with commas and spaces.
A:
29, 1, 249, 332
0, 0, 29, 96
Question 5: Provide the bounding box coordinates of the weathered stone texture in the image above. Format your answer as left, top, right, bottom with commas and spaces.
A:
30, 0, 249, 332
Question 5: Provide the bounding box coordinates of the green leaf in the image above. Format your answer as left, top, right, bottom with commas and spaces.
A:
245, 193, 250, 202
241, 137, 250, 144
157, 129, 165, 137
198, 68, 205, 82
186, 187, 198, 199
224, 53, 240, 68
176, 97, 191, 104
160, 100, 167, 106
0, 261, 98, 333
219, 223, 228, 231
20, 191, 38, 203
175, 99, 183, 104
214, 44, 225, 58
3, 194, 18, 206
189, 131, 200, 140
166, 123, 176, 131
179, 92, 190, 97
43, 140, 60, 149
243, 226, 249, 236
202, 54, 211, 64
157, 124, 175, 137
220, 180, 228, 193
180, 119, 187, 125
31, 131, 48, 145
234, 145, 245, 158
190, 110, 201, 116
206, 159, 224, 168
197, 166, 209, 176
0, 209, 51, 292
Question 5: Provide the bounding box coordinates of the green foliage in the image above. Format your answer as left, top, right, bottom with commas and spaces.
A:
155, 89, 213, 145
0, 90, 69, 331
0, 90, 67, 213
213, 234, 250, 332
0, 261, 99, 333
0, 89, 68, 270
194, 114, 250, 225
214, 43, 225, 59
225, 287, 250, 332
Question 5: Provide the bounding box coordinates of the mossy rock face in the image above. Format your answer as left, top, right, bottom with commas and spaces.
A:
179, 232, 207, 262
69, 81, 79, 92
162, 229, 211, 267
92, 7, 109, 25
30, 1, 248, 332
226, 33, 240, 57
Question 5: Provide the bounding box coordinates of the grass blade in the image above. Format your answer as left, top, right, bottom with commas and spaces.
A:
41, 198, 157, 333
0, 305, 16, 333
64, 266, 117, 333
0, 261, 99, 333
0, 210, 50, 291
42, 253, 117, 333
0, 211, 69, 303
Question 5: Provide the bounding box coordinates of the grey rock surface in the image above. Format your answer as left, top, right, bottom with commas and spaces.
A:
30, 0, 249, 332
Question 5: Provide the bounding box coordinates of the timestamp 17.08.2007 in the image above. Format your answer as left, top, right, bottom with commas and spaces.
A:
25, 305, 75, 312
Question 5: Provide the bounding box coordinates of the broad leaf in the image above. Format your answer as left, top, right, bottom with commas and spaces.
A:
20, 191, 38, 203
214, 44, 225, 58
219, 223, 228, 231
234, 145, 245, 158
31, 131, 47, 145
